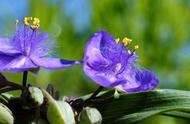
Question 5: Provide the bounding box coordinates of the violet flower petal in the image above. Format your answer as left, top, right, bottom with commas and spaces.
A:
0, 54, 18, 67
31, 56, 82, 70
84, 31, 115, 87
99, 30, 123, 61
117, 69, 159, 92
0, 38, 21, 55
2, 55, 37, 72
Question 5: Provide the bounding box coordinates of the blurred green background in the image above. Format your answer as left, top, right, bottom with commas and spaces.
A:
0, 0, 190, 123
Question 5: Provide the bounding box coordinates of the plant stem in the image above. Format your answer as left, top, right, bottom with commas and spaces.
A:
85, 86, 104, 102
21, 71, 28, 104
22, 71, 28, 88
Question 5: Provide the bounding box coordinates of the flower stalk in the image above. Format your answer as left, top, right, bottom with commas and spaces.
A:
85, 86, 104, 103
22, 71, 28, 88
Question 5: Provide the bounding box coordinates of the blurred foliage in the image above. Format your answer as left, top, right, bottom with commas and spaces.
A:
0, 0, 190, 123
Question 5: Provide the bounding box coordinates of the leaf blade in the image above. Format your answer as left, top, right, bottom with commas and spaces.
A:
88, 89, 190, 123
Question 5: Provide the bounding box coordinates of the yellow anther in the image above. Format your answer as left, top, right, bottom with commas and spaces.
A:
23, 17, 40, 29
134, 45, 139, 49
128, 50, 131, 54
115, 38, 120, 44
31, 17, 40, 29
33, 17, 40, 24
23, 17, 32, 26
15, 19, 19, 25
122, 37, 132, 46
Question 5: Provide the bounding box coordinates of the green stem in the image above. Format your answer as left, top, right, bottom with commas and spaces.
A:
22, 71, 28, 88
21, 71, 28, 104
85, 86, 104, 103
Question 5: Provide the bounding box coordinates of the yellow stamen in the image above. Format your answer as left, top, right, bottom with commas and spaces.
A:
15, 19, 19, 25
122, 37, 132, 46
134, 45, 139, 50
30, 17, 40, 29
23, 17, 40, 29
115, 38, 120, 44
128, 50, 131, 54
23, 17, 33, 26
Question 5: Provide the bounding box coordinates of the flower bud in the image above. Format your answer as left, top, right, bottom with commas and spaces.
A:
78, 107, 102, 124
42, 89, 76, 124
29, 87, 44, 107
0, 103, 14, 124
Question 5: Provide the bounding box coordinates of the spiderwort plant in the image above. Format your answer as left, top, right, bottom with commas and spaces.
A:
0, 17, 82, 88
83, 30, 159, 93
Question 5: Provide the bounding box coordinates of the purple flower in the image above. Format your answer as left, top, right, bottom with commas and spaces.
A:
83, 30, 159, 92
0, 17, 82, 72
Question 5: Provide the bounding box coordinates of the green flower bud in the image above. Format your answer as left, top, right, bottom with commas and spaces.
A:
0, 103, 14, 124
42, 89, 76, 124
30, 118, 49, 124
78, 107, 102, 124
29, 87, 44, 106
22, 87, 44, 109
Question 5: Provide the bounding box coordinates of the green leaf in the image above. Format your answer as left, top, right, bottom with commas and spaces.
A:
162, 111, 190, 119
88, 89, 190, 124
0, 73, 22, 93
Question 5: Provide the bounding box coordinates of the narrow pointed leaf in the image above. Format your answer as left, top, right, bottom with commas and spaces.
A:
162, 111, 190, 119
87, 89, 190, 124
0, 73, 22, 93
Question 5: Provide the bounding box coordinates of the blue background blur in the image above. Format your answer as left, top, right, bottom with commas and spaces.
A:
0, 0, 190, 123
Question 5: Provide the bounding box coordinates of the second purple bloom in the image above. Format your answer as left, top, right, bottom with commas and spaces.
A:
83, 30, 159, 93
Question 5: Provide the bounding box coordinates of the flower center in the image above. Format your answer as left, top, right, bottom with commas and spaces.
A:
115, 37, 139, 54
15, 17, 41, 56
